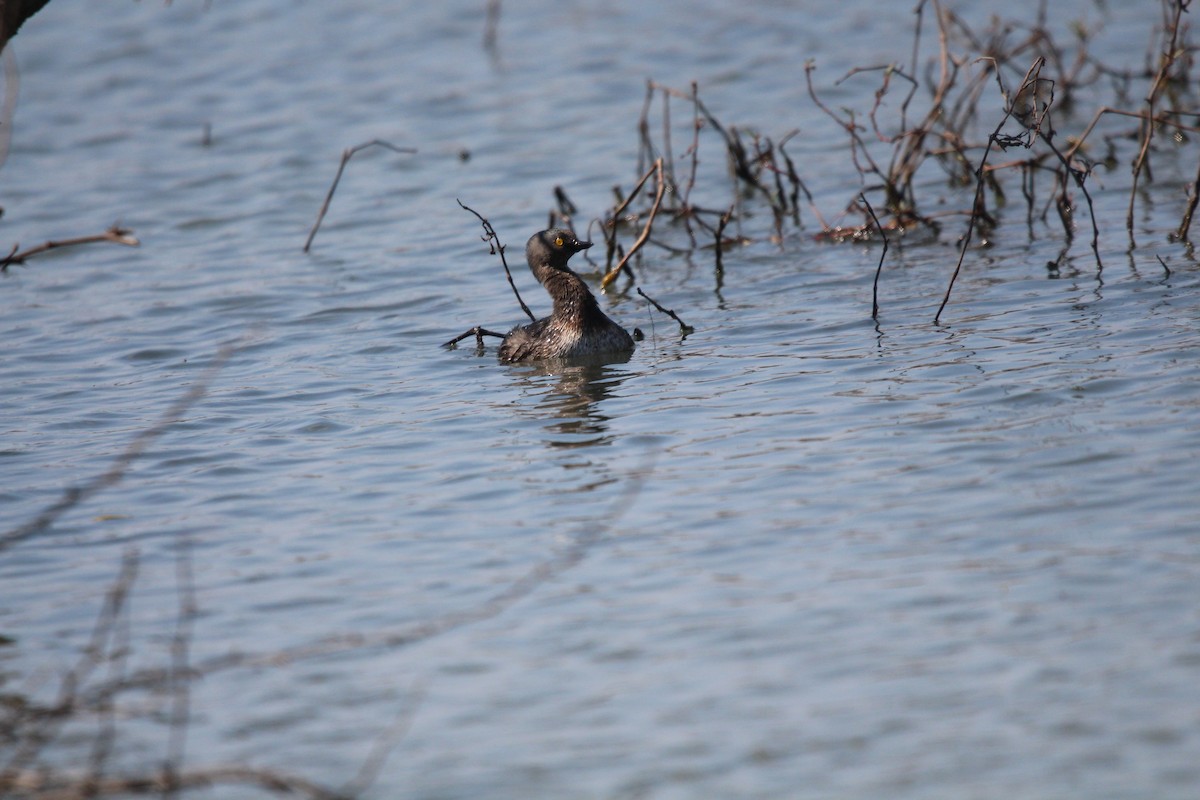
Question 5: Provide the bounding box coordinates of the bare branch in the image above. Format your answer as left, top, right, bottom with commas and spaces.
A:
637, 287, 694, 337
443, 326, 507, 349
303, 139, 416, 253
0, 225, 139, 272
457, 199, 536, 322
936, 57, 1047, 325
859, 193, 890, 320
602, 159, 665, 289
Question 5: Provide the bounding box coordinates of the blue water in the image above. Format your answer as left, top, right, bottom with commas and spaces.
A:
2, 1, 1198, 797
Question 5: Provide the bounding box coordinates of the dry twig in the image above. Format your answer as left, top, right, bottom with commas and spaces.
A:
935, 57, 1051, 324
0, 225, 139, 272
1126, 0, 1190, 235
457, 199, 535, 322
602, 159, 665, 289
442, 325, 507, 350
303, 139, 416, 253
859, 194, 890, 320
637, 287, 694, 337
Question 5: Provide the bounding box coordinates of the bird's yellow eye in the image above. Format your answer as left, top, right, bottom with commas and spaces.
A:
555, 237, 564, 247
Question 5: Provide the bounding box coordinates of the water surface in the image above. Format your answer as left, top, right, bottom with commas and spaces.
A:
2, 1, 1198, 798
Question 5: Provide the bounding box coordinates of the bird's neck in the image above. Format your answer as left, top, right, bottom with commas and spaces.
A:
535, 264, 602, 321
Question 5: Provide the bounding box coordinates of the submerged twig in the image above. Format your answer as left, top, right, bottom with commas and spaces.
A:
303, 139, 416, 253
0, 225, 139, 272
637, 287, 694, 337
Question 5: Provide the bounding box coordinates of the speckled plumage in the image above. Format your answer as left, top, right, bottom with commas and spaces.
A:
498, 229, 635, 363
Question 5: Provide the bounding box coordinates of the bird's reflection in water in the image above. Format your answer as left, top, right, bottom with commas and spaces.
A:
507, 351, 633, 450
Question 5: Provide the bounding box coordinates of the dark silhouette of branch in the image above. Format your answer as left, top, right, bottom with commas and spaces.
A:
935, 57, 1047, 325
1, 523, 421, 800
550, 185, 578, 233
0, 0, 51, 52
681, 81, 702, 241
303, 140, 416, 253
1042, 133, 1103, 269
457, 199, 535, 322
859, 193, 890, 320
714, 204, 735, 272
81, 547, 134, 791
442, 325, 507, 349
637, 288, 693, 337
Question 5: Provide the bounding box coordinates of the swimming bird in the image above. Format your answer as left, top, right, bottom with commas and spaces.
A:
498, 229, 635, 362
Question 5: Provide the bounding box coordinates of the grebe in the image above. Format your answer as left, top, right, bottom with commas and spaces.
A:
498, 229, 635, 362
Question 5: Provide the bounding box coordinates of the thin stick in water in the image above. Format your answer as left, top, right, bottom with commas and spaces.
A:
714, 204, 735, 272
637, 287, 694, 337
457, 199, 536, 322
0, 225, 139, 272
859, 193, 890, 320
443, 326, 507, 349
303, 139, 416, 253
935, 57, 1045, 325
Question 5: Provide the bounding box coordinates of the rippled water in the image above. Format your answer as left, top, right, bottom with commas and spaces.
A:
3, 1, 1199, 798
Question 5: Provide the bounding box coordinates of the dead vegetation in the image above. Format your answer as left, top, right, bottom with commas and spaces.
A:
496, 0, 1199, 327
293, 3, 1196, 339
8, 3, 1200, 796
0, 225, 139, 272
